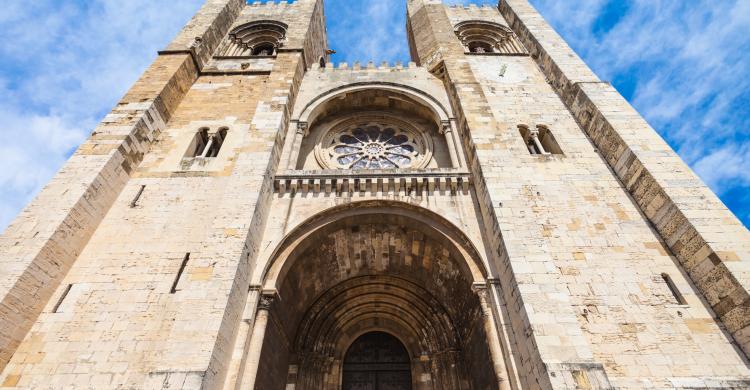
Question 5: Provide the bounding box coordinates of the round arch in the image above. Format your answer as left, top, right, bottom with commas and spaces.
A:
295, 82, 453, 129
247, 201, 508, 390
256, 200, 491, 291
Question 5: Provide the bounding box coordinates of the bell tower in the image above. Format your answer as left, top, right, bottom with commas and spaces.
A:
0, 0, 327, 388
1, 0, 750, 389
407, 0, 750, 389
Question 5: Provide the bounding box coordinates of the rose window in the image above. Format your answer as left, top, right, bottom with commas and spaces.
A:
317, 121, 431, 170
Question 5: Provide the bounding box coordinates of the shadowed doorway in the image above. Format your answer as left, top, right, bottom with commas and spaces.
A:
343, 332, 412, 390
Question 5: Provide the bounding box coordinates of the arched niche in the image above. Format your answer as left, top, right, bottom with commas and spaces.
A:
454, 20, 526, 55
216, 20, 288, 57
249, 201, 504, 390
285, 84, 464, 170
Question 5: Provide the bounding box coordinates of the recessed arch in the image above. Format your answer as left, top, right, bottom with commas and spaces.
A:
256, 200, 491, 290
454, 20, 526, 55
295, 82, 452, 129
216, 20, 288, 57
248, 200, 507, 390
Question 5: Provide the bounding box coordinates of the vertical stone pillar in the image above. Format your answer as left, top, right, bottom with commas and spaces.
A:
238, 292, 276, 390
475, 284, 512, 390
223, 286, 262, 390
283, 122, 308, 170
442, 121, 461, 168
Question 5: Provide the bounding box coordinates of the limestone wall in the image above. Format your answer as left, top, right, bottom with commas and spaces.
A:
408, 0, 750, 388
0, 1, 325, 389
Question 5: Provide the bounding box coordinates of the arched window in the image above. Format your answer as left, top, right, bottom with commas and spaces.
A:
454, 20, 526, 55
216, 20, 287, 57
185, 127, 229, 158
316, 118, 433, 170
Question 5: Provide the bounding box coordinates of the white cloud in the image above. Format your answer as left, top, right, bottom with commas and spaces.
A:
0, 0, 203, 230
693, 143, 750, 194
1, 0, 747, 229
531, 0, 750, 225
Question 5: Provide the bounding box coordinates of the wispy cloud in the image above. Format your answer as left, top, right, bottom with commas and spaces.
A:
531, 0, 750, 226
0, 0, 203, 230
0, 0, 747, 230
325, 0, 410, 64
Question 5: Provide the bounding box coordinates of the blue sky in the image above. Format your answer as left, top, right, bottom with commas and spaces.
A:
0, 0, 747, 230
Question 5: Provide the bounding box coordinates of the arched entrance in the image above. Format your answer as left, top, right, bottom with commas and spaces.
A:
342, 332, 412, 390
243, 203, 510, 390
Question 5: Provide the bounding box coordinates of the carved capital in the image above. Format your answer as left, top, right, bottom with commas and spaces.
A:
473, 282, 493, 316
258, 293, 276, 311
297, 121, 309, 135
441, 121, 452, 134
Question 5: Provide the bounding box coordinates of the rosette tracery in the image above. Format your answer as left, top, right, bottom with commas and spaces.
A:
317, 119, 431, 170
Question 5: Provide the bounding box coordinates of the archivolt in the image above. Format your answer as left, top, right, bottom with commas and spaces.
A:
295, 275, 460, 358
294, 83, 452, 129
256, 200, 490, 290
454, 20, 526, 54
217, 20, 288, 56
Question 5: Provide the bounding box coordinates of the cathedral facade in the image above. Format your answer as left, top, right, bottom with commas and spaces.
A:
0, 0, 749, 389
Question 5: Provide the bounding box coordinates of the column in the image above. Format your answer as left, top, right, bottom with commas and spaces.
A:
222, 286, 262, 390
283, 122, 308, 170
442, 120, 461, 168
238, 292, 276, 390
475, 283, 512, 390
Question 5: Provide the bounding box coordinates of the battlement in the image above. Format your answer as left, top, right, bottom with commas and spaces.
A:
447, 3, 497, 10
247, 0, 300, 6
445, 2, 507, 27
311, 61, 421, 72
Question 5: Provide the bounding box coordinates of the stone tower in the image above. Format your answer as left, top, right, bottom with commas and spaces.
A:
0, 0, 748, 388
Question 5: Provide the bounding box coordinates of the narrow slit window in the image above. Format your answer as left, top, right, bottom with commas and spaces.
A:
661, 273, 687, 305
205, 127, 228, 158
53, 284, 73, 313
130, 185, 146, 208
537, 125, 563, 154
171, 253, 191, 294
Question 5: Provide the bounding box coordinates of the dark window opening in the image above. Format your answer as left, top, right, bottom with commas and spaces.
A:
518, 124, 563, 155
468, 41, 493, 53
205, 127, 228, 158
187, 127, 228, 158
171, 253, 191, 294
52, 284, 73, 313
189, 128, 210, 157
252, 43, 276, 56
661, 273, 687, 305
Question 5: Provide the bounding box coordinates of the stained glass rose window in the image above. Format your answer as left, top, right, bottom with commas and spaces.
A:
316, 120, 431, 170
